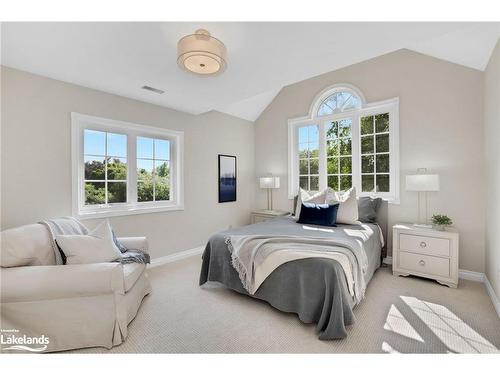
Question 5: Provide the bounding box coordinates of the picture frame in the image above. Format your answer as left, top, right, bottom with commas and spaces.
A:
218, 154, 237, 203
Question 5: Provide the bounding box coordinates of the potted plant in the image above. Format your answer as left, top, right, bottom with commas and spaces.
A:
431, 214, 453, 231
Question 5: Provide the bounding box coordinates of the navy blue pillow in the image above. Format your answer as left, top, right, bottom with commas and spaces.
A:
297, 203, 339, 227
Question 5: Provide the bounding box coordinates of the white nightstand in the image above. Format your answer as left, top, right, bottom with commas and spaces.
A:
251, 209, 290, 224
392, 223, 459, 288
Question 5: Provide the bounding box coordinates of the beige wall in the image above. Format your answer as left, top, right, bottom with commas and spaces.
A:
1, 67, 255, 259
1, 48, 492, 275
255, 49, 486, 272
484, 39, 500, 298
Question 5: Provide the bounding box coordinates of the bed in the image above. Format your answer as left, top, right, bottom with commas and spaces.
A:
199, 201, 387, 340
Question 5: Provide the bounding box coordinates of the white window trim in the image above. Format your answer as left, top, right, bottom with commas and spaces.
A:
288, 86, 399, 204
71, 112, 184, 219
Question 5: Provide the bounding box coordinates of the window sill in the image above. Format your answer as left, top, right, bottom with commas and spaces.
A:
75, 203, 184, 220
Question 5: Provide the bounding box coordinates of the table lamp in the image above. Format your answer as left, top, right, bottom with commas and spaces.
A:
405, 169, 440, 227
259, 176, 280, 211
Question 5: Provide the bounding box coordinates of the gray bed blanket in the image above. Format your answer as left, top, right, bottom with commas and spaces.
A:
226, 234, 368, 302
199, 216, 382, 340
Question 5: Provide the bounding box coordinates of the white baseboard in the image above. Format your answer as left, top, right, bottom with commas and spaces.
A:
458, 269, 485, 282
148, 246, 204, 268
484, 276, 500, 318
383, 256, 392, 265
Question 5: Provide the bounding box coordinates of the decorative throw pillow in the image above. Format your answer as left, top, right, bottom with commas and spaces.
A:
294, 188, 328, 219
56, 220, 122, 264
358, 196, 382, 223
326, 187, 359, 224
297, 203, 339, 227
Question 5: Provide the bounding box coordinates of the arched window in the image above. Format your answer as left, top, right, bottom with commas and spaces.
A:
288, 84, 400, 202
317, 90, 362, 116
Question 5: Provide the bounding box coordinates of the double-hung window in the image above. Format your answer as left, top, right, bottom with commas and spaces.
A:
136, 137, 171, 202
72, 113, 184, 218
288, 85, 399, 202
83, 129, 129, 205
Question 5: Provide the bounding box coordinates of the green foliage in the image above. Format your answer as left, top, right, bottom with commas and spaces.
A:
376, 134, 389, 153
85, 160, 105, 180
327, 157, 338, 174
361, 116, 374, 135
85, 182, 105, 204
361, 155, 374, 173
108, 182, 126, 203
84, 158, 170, 204
301, 113, 391, 195
376, 154, 389, 173
340, 157, 351, 174
107, 158, 127, 180
327, 121, 338, 139
362, 175, 374, 192
137, 161, 170, 202
340, 175, 352, 190
431, 214, 453, 226
375, 113, 389, 132
137, 165, 153, 202
156, 161, 169, 178
339, 125, 351, 138
327, 175, 338, 190
340, 139, 352, 155
361, 136, 374, 154
359, 113, 391, 192
327, 139, 339, 157
84, 158, 127, 204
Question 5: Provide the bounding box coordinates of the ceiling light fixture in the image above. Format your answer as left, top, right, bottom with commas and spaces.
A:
177, 29, 227, 76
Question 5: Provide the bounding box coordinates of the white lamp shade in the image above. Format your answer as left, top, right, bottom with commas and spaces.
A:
177, 29, 227, 76
260, 176, 280, 189
405, 174, 440, 192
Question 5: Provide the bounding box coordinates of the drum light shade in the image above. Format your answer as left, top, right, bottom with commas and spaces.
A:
405, 174, 440, 192
177, 29, 227, 76
259, 177, 280, 189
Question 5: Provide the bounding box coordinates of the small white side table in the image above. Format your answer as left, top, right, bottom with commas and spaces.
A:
392, 223, 459, 288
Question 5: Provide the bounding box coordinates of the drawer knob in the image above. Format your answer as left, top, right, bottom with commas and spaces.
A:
419, 260, 426, 266
420, 241, 427, 248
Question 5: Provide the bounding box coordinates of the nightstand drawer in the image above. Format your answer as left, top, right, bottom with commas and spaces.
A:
399, 233, 450, 257
399, 251, 450, 278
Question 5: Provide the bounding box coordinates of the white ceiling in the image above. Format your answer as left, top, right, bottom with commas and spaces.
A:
2, 22, 499, 121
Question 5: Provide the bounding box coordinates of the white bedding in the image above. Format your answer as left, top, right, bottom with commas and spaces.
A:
252, 222, 384, 297
254, 246, 354, 295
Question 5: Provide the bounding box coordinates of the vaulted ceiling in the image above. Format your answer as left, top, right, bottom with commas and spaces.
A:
2, 22, 499, 121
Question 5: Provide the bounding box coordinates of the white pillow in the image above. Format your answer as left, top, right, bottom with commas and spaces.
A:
295, 188, 328, 220
56, 220, 122, 265
326, 187, 359, 224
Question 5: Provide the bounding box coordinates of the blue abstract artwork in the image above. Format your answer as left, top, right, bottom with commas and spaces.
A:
218, 155, 236, 203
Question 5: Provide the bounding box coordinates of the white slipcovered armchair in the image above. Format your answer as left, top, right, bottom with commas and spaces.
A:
0, 222, 152, 352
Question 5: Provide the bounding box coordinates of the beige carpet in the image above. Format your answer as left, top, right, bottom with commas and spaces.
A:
72, 256, 500, 353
